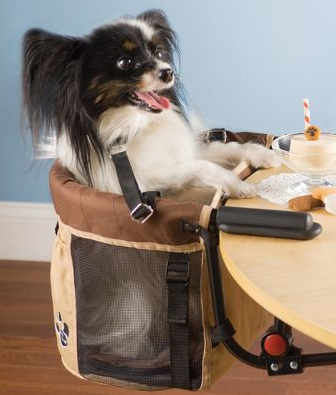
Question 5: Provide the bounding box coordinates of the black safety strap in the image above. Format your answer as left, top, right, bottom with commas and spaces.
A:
166, 252, 191, 389
110, 149, 159, 223
109, 130, 227, 223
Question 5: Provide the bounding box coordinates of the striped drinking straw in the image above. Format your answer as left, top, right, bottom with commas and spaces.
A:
303, 98, 310, 129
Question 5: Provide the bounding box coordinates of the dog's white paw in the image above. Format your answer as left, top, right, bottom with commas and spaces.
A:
224, 180, 257, 198
245, 144, 282, 169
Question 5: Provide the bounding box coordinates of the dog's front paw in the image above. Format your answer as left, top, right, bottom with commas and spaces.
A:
245, 144, 282, 169
225, 180, 257, 198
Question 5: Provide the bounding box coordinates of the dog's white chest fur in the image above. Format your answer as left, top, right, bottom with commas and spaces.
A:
58, 106, 195, 194
126, 109, 196, 191
56, 104, 281, 199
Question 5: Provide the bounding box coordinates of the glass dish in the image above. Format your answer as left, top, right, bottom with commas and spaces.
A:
272, 133, 336, 194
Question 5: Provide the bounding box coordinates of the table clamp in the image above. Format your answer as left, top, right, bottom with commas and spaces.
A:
182, 206, 336, 376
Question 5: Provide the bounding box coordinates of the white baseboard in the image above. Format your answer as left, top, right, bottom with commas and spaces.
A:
0, 201, 57, 262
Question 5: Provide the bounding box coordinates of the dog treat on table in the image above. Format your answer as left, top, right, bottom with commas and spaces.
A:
288, 195, 324, 211
312, 187, 336, 215
311, 187, 336, 201
288, 187, 336, 215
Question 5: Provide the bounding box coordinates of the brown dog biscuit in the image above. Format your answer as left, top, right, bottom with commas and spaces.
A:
288, 195, 324, 211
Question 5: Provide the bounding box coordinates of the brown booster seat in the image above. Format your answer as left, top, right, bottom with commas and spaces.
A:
49, 130, 328, 391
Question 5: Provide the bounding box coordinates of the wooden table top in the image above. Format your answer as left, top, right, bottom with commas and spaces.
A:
219, 165, 336, 349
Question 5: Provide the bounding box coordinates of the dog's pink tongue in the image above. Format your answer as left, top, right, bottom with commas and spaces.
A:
135, 91, 170, 110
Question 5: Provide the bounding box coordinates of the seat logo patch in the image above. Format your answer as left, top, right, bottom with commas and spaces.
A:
55, 312, 69, 348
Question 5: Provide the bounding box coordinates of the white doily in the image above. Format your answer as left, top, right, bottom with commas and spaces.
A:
257, 173, 336, 206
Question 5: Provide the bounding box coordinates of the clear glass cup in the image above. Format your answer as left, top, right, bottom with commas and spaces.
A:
272, 133, 336, 194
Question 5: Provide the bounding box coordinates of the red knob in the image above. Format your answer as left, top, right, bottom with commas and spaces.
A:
263, 334, 288, 357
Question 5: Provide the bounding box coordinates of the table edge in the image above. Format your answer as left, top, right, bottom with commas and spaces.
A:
219, 232, 336, 350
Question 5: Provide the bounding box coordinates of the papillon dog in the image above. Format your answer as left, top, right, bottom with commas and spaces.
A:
22, 9, 280, 200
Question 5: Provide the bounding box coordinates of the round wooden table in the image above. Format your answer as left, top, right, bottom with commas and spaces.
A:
219, 165, 336, 349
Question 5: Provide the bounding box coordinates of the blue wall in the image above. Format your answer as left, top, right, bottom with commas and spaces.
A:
1, 0, 336, 202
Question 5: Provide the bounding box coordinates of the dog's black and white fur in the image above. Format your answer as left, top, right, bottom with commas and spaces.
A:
22, 9, 280, 199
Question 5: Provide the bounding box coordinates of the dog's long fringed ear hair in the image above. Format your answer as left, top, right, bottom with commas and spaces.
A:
22, 28, 103, 186
138, 10, 188, 117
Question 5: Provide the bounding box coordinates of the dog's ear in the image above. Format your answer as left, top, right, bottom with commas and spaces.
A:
22, 29, 101, 186
138, 9, 171, 31
22, 28, 88, 136
22, 29, 87, 103
22, 28, 87, 146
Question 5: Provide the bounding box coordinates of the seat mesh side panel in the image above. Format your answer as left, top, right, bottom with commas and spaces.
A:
71, 235, 203, 390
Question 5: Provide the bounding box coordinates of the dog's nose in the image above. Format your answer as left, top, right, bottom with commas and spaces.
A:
158, 68, 174, 83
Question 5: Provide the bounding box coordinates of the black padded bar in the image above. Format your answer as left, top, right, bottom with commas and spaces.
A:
216, 207, 322, 240
218, 222, 322, 240
217, 207, 314, 230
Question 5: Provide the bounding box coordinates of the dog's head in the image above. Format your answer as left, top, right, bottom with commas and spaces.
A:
81, 10, 178, 117
22, 10, 184, 184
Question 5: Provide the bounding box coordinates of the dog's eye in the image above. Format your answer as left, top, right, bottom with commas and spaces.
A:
117, 56, 134, 70
155, 48, 164, 60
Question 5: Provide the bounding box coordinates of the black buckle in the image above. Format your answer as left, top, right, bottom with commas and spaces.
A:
166, 258, 190, 284
130, 202, 154, 223
205, 128, 227, 143
166, 253, 190, 325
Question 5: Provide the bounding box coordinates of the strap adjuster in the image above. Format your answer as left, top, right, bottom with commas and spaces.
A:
166, 259, 190, 284
205, 128, 227, 143
130, 202, 154, 224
